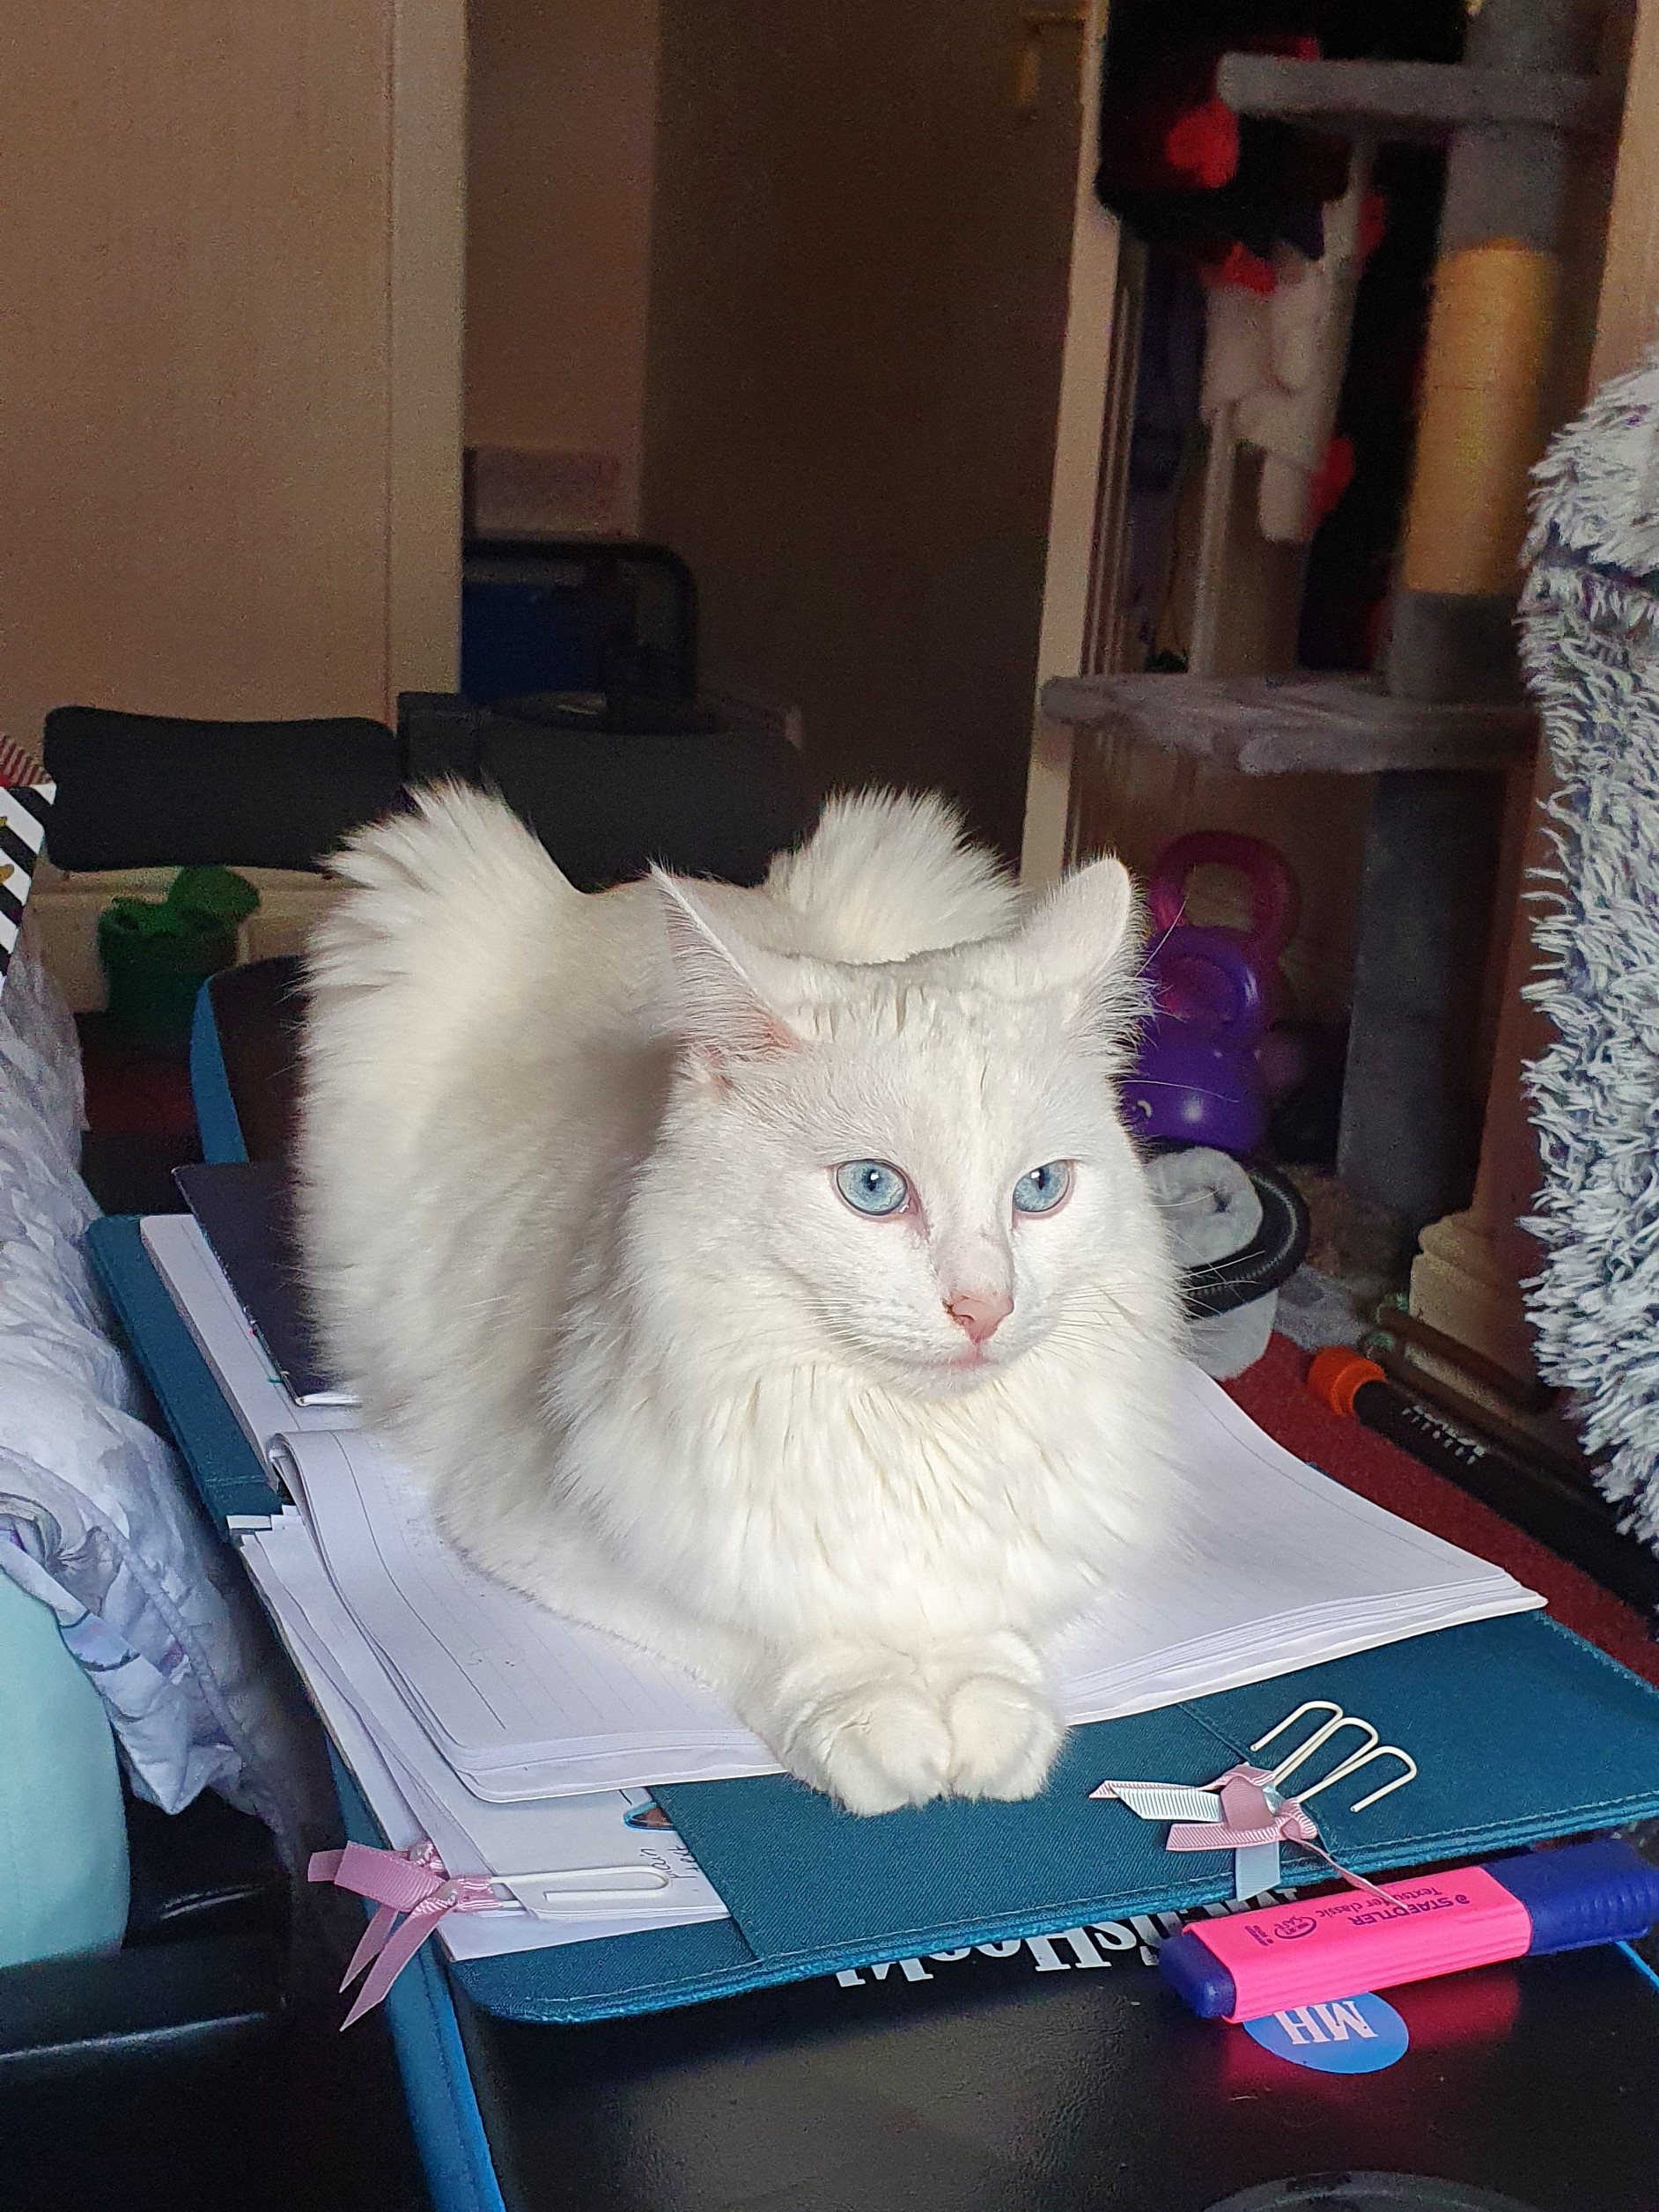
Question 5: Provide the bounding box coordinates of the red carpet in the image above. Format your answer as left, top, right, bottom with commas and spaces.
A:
1227, 1333, 1659, 1686
77, 1017, 197, 1141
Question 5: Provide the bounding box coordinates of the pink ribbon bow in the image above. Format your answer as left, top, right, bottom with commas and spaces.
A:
308, 1840, 506, 2026
1162, 1762, 1320, 1854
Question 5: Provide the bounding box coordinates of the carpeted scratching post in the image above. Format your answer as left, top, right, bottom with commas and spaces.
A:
1520, 342, 1659, 1548
1037, 2, 1619, 1235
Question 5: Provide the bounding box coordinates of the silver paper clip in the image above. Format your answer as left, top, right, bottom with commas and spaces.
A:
1094, 1695, 1417, 1900
496, 1864, 673, 1919
1250, 1700, 1418, 1814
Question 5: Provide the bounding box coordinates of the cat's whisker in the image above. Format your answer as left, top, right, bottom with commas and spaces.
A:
1137, 902, 1190, 978
1124, 1078, 1233, 1102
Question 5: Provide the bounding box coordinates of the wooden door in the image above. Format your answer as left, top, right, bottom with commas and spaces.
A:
0, 0, 465, 749
642, 0, 1092, 857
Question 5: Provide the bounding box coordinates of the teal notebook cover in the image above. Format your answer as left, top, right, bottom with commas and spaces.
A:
92, 1215, 1659, 2026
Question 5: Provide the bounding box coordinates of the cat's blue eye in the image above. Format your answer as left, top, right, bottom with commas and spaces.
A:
1013, 1161, 1072, 1215
835, 1160, 911, 1217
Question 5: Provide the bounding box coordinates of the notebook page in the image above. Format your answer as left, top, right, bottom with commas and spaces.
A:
250, 1513, 728, 1908
151, 1194, 1543, 1788
1059, 1586, 1543, 1720
245, 1516, 727, 1926
272, 1429, 773, 1786
243, 1527, 726, 1955
1049, 1366, 1541, 1716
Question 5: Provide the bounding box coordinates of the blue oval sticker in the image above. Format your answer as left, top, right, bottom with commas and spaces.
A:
1242, 1991, 1410, 2074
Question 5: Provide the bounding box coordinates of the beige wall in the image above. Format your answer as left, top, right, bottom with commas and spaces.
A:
0, 0, 464, 751
465, 0, 660, 532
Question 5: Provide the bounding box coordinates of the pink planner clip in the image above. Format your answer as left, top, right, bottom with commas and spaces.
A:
309, 1839, 671, 2025
1093, 1700, 1418, 1900
1162, 1764, 1319, 1853
309, 1840, 511, 2026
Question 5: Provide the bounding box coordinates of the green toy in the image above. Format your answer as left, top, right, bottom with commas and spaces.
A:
96, 865, 260, 1045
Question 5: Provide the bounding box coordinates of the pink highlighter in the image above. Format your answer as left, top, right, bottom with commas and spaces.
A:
1158, 1838, 1659, 2023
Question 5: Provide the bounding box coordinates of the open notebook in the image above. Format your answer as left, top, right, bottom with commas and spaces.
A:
241, 1512, 729, 1958
144, 1208, 1542, 1801
261, 1378, 1543, 1801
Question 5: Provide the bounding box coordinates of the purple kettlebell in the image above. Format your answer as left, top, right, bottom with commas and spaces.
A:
1144, 831, 1300, 1028
1121, 925, 1270, 1154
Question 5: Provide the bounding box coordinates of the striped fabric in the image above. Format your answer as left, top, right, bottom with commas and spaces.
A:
0, 736, 46, 787
0, 739, 55, 988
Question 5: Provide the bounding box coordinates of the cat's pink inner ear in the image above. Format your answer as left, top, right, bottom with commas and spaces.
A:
653, 872, 801, 1062
960, 854, 1140, 1044
1015, 857, 1136, 986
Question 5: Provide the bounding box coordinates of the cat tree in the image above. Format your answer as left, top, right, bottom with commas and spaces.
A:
1039, 0, 1618, 1236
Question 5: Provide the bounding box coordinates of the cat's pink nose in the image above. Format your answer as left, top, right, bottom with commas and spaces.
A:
946, 1288, 1014, 1346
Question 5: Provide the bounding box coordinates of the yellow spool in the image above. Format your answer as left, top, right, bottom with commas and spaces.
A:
1400, 240, 1560, 599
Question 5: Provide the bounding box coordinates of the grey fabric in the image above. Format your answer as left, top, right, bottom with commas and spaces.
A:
1274, 1264, 1365, 1353
1519, 344, 1659, 1546
0, 932, 331, 1865
1143, 1147, 1277, 1380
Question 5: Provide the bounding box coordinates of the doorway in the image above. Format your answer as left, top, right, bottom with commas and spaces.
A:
462, 0, 1095, 859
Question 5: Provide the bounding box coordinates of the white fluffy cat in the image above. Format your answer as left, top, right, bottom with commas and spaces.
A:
298, 785, 1180, 1815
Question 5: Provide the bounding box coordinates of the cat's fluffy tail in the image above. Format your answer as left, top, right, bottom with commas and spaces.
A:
306, 781, 574, 1028
301, 781, 576, 1220
299, 785, 579, 1419
766, 789, 1021, 962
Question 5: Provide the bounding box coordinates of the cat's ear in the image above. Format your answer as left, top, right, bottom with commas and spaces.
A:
968, 857, 1143, 1043
653, 872, 803, 1067
1014, 857, 1137, 982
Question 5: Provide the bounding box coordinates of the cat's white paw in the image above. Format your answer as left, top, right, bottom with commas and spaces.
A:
767, 1670, 955, 1817
931, 1649, 1065, 1801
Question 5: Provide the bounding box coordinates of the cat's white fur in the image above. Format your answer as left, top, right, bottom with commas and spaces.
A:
298, 785, 1180, 1815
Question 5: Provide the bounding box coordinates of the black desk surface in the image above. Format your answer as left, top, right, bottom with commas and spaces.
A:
455, 1928, 1659, 2212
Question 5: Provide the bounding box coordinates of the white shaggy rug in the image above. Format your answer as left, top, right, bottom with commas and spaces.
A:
1521, 344, 1659, 1547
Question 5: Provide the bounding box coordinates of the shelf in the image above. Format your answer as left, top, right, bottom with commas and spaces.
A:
1215, 54, 1620, 141
1039, 672, 1537, 776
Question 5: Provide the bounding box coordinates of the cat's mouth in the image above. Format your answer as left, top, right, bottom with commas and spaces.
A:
907, 1340, 1006, 1395
845, 1329, 1024, 1396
